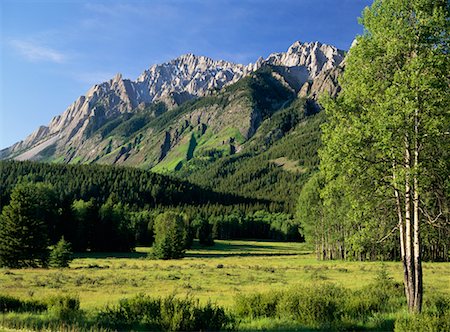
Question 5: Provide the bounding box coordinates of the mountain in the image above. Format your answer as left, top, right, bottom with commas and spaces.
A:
1, 41, 345, 210
1, 41, 344, 160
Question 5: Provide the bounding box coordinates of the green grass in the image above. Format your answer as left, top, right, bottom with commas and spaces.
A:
152, 126, 247, 173
151, 133, 193, 172
0, 240, 448, 313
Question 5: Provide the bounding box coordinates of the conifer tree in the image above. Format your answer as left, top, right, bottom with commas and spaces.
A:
49, 237, 73, 268
0, 182, 57, 268
152, 211, 186, 259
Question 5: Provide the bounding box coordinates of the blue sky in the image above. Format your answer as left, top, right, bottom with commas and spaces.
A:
0, 0, 372, 149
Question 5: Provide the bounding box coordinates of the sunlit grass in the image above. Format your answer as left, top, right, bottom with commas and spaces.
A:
0, 240, 448, 311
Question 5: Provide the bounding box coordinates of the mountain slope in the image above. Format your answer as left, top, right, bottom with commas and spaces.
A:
177, 99, 325, 212
1, 41, 344, 162
1, 41, 346, 210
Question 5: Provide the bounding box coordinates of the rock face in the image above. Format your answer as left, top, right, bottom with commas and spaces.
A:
1, 40, 345, 162
266, 41, 344, 78
136, 54, 256, 100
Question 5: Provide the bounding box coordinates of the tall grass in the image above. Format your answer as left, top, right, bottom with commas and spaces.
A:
235, 268, 407, 330
0, 293, 233, 331
394, 294, 450, 332
1, 289, 449, 331
97, 294, 234, 331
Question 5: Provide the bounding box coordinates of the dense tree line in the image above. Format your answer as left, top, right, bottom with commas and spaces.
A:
180, 109, 325, 213
0, 160, 270, 211
297, 172, 449, 262
0, 183, 301, 266
0, 161, 302, 265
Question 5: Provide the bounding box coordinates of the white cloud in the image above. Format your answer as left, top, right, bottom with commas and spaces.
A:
10, 40, 67, 63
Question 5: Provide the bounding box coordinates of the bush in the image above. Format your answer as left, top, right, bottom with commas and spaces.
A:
159, 296, 229, 331
233, 272, 405, 330
49, 237, 73, 268
97, 293, 160, 330
0, 295, 47, 313
345, 267, 404, 319
277, 283, 346, 329
97, 294, 233, 331
233, 284, 347, 329
46, 295, 81, 321
395, 311, 450, 332
395, 294, 450, 332
235, 291, 280, 318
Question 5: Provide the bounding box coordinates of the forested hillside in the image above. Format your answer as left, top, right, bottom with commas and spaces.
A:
0, 160, 264, 210
0, 161, 300, 256
179, 101, 325, 212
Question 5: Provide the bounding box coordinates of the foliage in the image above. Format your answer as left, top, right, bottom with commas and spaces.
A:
0, 182, 57, 268
0, 160, 265, 212
208, 210, 301, 241
46, 295, 81, 321
296, 172, 326, 258
69, 199, 97, 251
235, 291, 281, 318
193, 217, 214, 246
97, 294, 233, 331
129, 209, 156, 246
95, 197, 135, 252
0, 295, 47, 313
395, 295, 450, 332
345, 267, 405, 319
0, 161, 283, 253
151, 212, 187, 259
234, 269, 408, 330
49, 237, 73, 268
317, 0, 450, 263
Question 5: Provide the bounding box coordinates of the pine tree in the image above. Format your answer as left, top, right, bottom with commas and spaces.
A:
151, 211, 186, 259
49, 237, 73, 268
0, 182, 57, 268
195, 217, 214, 246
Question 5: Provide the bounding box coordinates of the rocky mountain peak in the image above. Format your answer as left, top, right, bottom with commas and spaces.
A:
1, 40, 346, 161
266, 40, 345, 78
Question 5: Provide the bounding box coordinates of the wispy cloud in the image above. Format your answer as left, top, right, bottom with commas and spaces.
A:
10, 40, 67, 63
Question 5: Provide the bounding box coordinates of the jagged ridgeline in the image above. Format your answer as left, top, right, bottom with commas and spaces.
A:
0, 41, 344, 211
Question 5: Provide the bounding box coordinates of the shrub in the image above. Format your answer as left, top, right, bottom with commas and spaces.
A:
49, 237, 73, 268
345, 267, 404, 319
395, 311, 450, 332
277, 283, 346, 329
395, 294, 450, 332
0, 295, 47, 313
97, 294, 233, 331
235, 291, 280, 318
97, 293, 160, 330
46, 295, 81, 321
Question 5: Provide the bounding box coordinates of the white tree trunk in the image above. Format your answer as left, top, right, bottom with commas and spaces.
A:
413, 107, 422, 312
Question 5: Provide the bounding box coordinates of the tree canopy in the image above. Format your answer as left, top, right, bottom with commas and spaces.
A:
319, 0, 449, 312
0, 182, 57, 267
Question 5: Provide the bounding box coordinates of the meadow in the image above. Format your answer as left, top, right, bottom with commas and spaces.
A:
1, 240, 449, 331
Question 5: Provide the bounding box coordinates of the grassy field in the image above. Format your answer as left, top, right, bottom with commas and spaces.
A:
1, 239, 449, 312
